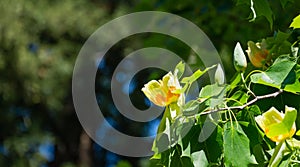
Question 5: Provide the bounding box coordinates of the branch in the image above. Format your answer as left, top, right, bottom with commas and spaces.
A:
79, 130, 92, 167
200, 89, 283, 115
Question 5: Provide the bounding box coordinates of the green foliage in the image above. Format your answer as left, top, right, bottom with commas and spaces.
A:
236, 0, 273, 28
250, 55, 299, 93
280, 0, 295, 8
290, 14, 300, 29
144, 12, 300, 167
191, 150, 208, 167
1, 0, 300, 166
223, 122, 256, 166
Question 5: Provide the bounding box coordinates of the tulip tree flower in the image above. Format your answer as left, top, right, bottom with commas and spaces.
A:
142, 71, 184, 107
255, 106, 297, 142
246, 40, 269, 68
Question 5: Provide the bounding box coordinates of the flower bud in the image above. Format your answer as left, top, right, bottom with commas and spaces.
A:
215, 64, 225, 85
233, 42, 247, 72
246, 40, 269, 68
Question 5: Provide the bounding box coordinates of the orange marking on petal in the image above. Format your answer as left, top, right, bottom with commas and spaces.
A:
155, 94, 166, 106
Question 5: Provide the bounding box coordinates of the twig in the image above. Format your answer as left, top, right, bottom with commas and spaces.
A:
200, 89, 283, 115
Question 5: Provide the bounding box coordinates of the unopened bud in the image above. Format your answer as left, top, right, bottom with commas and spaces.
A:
233, 42, 247, 72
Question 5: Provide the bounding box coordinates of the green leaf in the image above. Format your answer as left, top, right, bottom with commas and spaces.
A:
183, 100, 199, 114
199, 83, 225, 98
152, 107, 172, 154
183, 100, 199, 112
223, 122, 257, 166
280, 0, 294, 8
286, 138, 300, 149
156, 107, 172, 134
239, 0, 273, 28
173, 117, 195, 147
248, 105, 262, 116
181, 69, 205, 84
236, 0, 250, 5
181, 143, 191, 157
179, 157, 194, 167
229, 90, 250, 106
199, 83, 227, 109
175, 61, 185, 79
290, 14, 300, 29
116, 160, 132, 167
153, 128, 171, 154
250, 56, 296, 91
296, 130, 300, 136
284, 70, 300, 94
237, 106, 267, 165
228, 73, 242, 90
170, 146, 182, 167
274, 31, 291, 44
179, 124, 202, 155
265, 31, 291, 56
191, 150, 208, 167
267, 106, 297, 138
149, 158, 163, 167
253, 0, 273, 28
278, 153, 293, 167
181, 65, 216, 84
200, 125, 224, 163
170, 145, 194, 167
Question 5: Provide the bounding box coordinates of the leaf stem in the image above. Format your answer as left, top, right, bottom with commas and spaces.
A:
244, 70, 262, 83
241, 73, 256, 98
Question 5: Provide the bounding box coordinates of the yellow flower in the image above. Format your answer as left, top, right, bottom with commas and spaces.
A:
142, 72, 183, 107
246, 40, 269, 68
255, 106, 297, 142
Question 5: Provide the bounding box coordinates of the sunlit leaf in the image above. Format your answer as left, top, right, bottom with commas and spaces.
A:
191, 150, 208, 167
181, 65, 216, 84
223, 122, 257, 166
175, 61, 185, 79
183, 100, 199, 113
181, 143, 190, 157
181, 69, 205, 84
284, 70, 300, 94
229, 90, 250, 106
228, 73, 242, 90
199, 83, 225, 98
290, 14, 300, 29
250, 55, 297, 92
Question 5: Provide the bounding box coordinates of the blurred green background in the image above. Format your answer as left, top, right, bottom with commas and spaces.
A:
0, 0, 299, 166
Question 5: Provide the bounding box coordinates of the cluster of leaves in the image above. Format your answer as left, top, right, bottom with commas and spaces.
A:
145, 13, 300, 167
